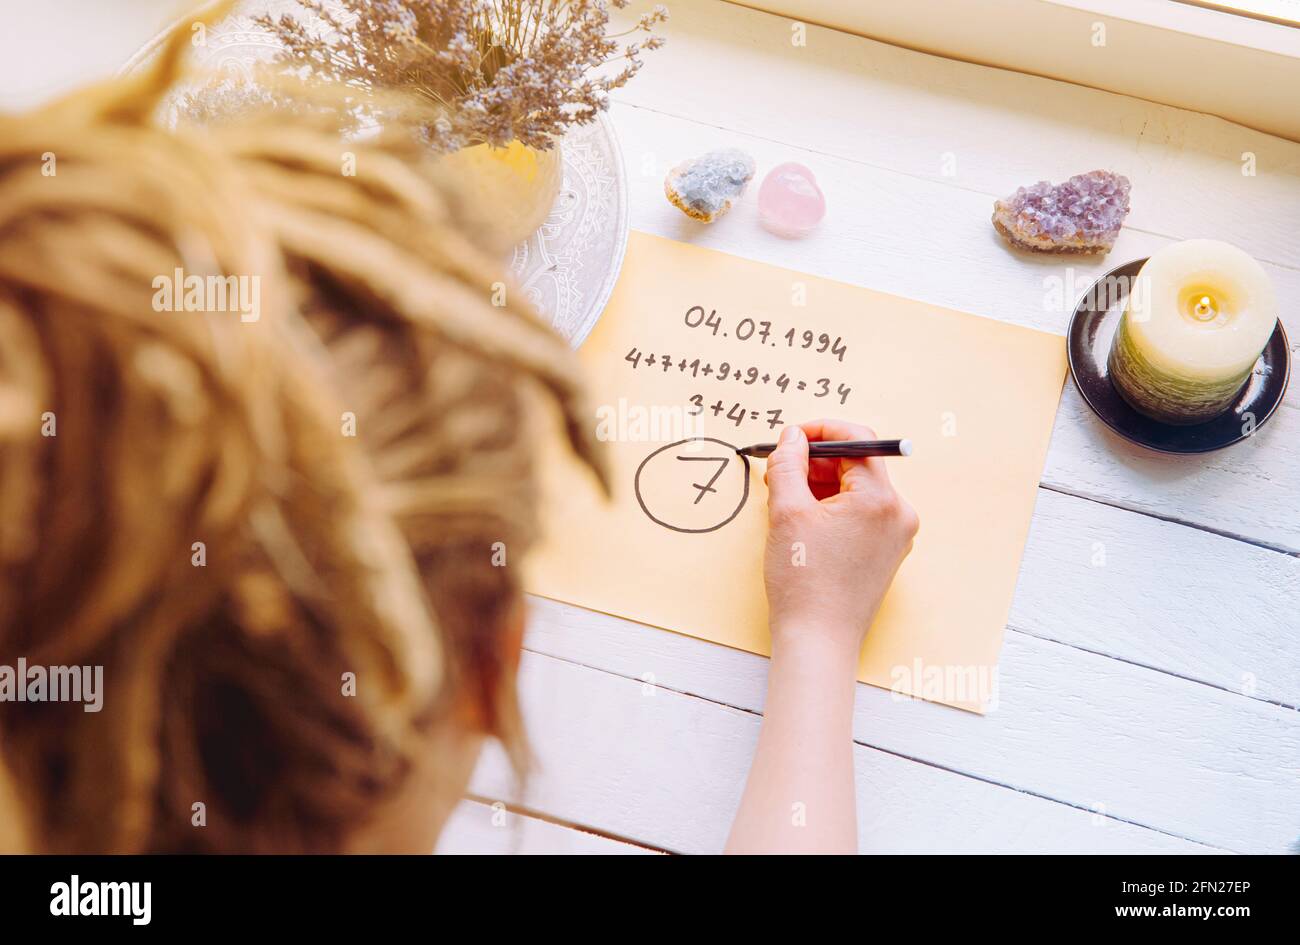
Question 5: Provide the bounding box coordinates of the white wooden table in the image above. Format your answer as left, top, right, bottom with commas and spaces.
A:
6, 0, 1295, 855
438, 1, 1300, 854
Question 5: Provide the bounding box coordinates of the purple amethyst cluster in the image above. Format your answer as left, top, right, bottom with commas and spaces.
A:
992, 170, 1131, 254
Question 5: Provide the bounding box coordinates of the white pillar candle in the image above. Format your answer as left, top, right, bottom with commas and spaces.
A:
1109, 239, 1277, 424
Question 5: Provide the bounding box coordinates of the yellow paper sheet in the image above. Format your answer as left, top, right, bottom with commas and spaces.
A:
529, 231, 1066, 712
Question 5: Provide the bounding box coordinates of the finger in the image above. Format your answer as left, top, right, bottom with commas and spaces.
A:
840, 453, 892, 494
764, 423, 814, 516
798, 419, 891, 492
808, 456, 840, 484
798, 418, 877, 443
803, 420, 873, 488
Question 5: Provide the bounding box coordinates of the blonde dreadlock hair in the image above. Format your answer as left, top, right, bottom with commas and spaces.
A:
0, 7, 606, 853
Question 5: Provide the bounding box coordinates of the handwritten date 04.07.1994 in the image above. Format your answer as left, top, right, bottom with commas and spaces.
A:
683, 306, 847, 362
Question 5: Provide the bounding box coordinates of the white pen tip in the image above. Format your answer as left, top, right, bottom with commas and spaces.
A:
899, 439, 913, 456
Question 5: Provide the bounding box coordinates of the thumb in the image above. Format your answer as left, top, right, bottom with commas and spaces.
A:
764, 425, 813, 514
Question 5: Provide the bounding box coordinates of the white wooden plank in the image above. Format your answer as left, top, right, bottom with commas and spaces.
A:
435, 799, 658, 855
1013, 489, 1300, 708
521, 486, 1299, 709
613, 0, 1300, 269
471, 647, 1219, 854
518, 598, 1299, 852
611, 101, 1300, 552
1043, 388, 1300, 554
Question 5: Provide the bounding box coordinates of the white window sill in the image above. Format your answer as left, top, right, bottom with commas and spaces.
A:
730, 0, 1300, 141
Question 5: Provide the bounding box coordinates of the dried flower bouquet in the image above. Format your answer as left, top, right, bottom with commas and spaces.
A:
254, 0, 669, 152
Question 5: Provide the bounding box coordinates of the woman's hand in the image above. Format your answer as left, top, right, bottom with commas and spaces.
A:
762, 419, 919, 662
726, 418, 917, 854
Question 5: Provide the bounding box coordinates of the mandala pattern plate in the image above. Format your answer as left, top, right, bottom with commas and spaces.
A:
123, 0, 628, 347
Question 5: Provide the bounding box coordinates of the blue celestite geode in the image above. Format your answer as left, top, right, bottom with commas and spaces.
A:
664, 148, 757, 223
992, 170, 1131, 254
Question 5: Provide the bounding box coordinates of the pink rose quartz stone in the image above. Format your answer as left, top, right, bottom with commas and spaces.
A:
758, 162, 825, 237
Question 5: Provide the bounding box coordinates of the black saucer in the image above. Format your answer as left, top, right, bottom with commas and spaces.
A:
1066, 258, 1291, 454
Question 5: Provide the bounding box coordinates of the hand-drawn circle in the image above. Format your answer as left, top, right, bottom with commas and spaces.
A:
633, 437, 751, 534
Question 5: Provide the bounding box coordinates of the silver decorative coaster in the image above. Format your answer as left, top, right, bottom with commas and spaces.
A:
122, 0, 628, 348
